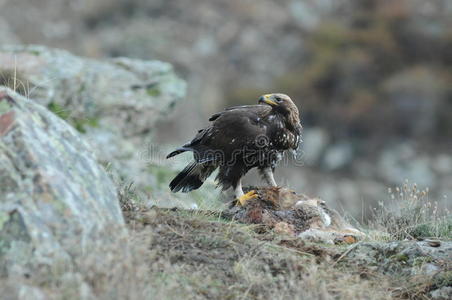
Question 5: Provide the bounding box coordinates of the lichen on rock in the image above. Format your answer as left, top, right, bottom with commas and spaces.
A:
0, 87, 124, 277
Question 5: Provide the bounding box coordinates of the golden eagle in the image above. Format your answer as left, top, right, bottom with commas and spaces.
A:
167, 93, 302, 205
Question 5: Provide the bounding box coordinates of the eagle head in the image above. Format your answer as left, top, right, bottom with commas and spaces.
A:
258, 93, 300, 128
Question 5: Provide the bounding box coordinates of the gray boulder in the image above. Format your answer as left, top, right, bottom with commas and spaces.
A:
344, 240, 451, 280
0, 87, 124, 277
340, 240, 452, 298
0, 45, 186, 194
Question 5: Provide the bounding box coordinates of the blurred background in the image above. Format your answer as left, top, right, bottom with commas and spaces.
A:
1, 0, 451, 218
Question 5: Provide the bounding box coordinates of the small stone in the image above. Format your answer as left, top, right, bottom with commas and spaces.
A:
430, 287, 452, 300
343, 235, 358, 244
334, 235, 358, 244
420, 263, 440, 276
427, 240, 441, 247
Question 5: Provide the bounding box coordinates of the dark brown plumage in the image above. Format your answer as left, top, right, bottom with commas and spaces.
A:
167, 93, 302, 204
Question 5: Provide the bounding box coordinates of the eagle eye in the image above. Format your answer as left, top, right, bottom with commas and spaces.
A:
274, 96, 282, 102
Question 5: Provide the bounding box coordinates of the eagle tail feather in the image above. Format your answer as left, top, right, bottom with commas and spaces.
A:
166, 147, 191, 159
169, 162, 215, 193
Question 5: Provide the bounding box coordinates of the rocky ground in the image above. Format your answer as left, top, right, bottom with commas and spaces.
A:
0, 47, 451, 299
122, 205, 451, 300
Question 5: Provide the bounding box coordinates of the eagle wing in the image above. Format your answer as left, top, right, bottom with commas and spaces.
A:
188, 105, 272, 163
208, 105, 269, 121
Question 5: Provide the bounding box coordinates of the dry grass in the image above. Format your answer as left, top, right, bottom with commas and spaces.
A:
370, 181, 451, 240
0, 69, 32, 97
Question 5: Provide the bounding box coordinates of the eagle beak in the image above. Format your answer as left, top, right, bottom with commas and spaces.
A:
258, 94, 277, 106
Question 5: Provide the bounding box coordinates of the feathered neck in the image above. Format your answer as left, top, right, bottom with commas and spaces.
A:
273, 105, 300, 134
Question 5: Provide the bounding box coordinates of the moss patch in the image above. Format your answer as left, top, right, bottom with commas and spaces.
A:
73, 117, 99, 133
47, 102, 70, 120
146, 86, 161, 97
0, 100, 12, 114
0, 210, 31, 259
47, 101, 99, 133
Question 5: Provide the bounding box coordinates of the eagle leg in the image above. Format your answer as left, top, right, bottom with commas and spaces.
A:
234, 178, 257, 206
262, 167, 277, 187
237, 191, 258, 206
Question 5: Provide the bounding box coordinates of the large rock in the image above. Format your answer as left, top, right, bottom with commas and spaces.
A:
346, 241, 452, 275
0, 45, 186, 196
0, 87, 124, 276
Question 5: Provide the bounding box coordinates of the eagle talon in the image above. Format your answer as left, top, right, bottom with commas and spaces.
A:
237, 190, 258, 206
